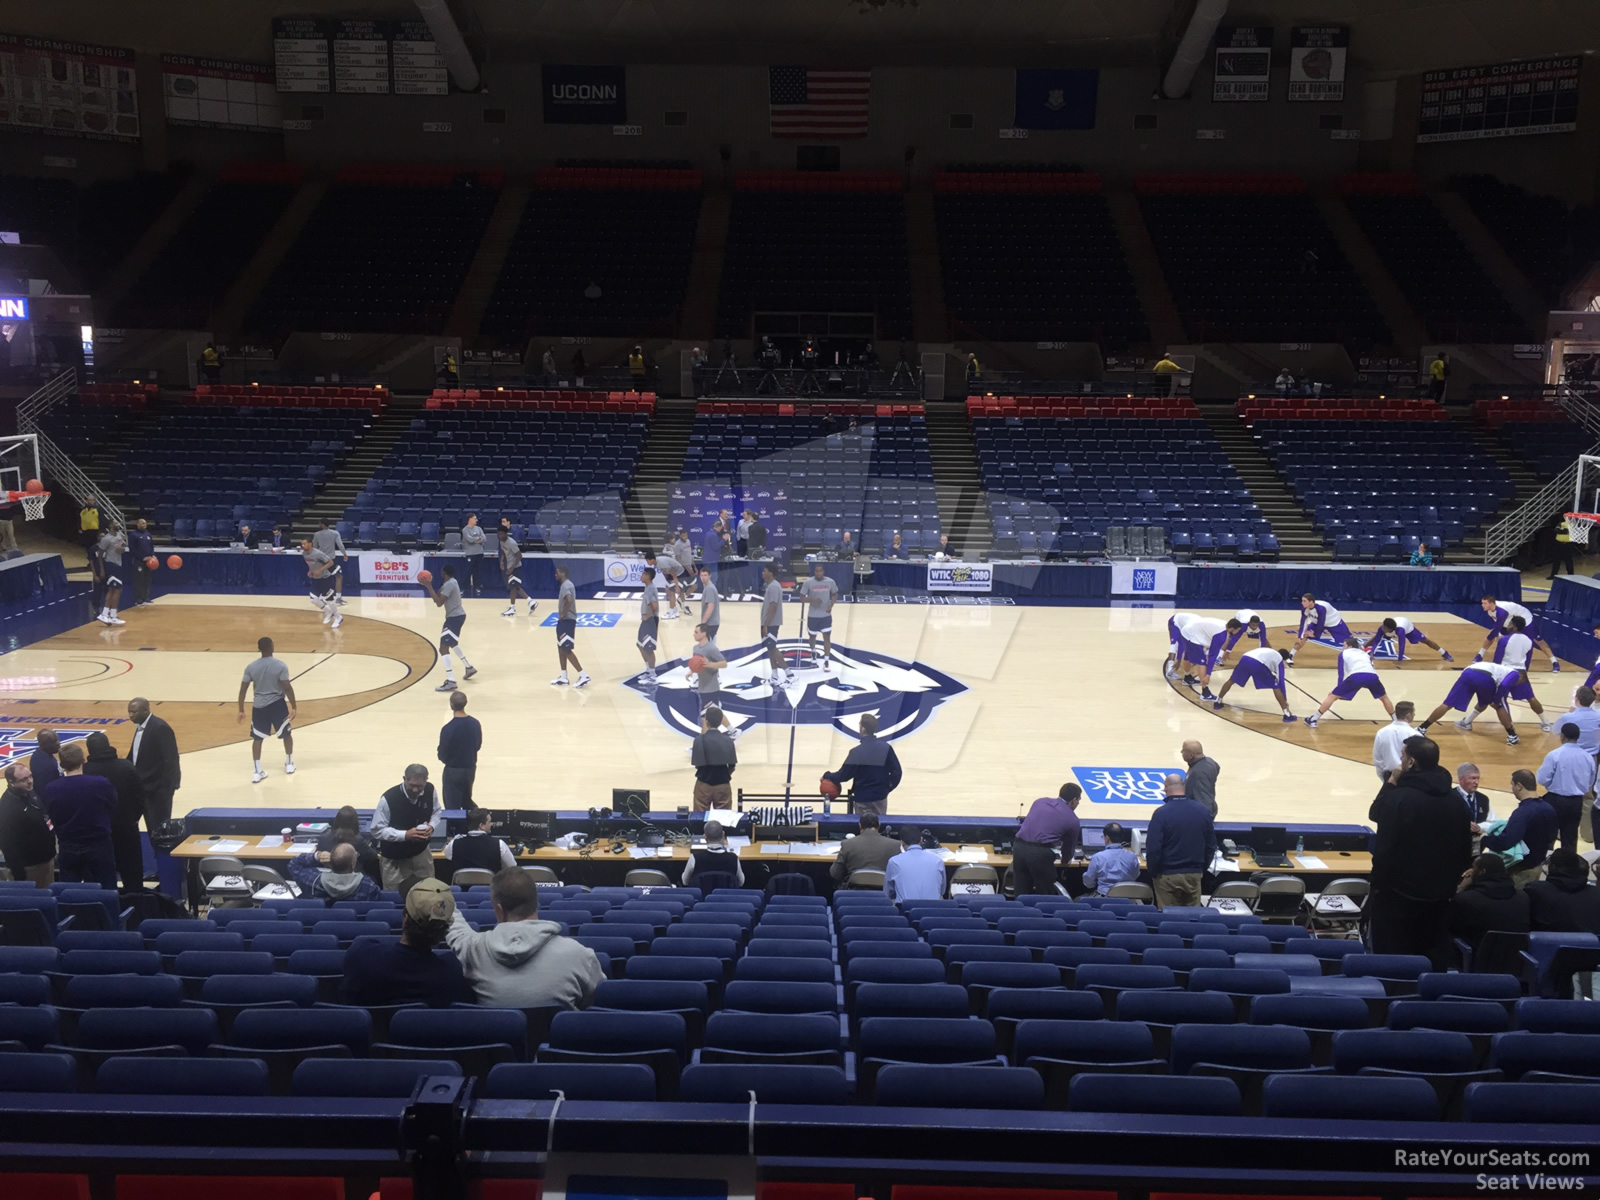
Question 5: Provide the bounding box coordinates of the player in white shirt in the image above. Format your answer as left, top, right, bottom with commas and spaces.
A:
1364, 616, 1453, 663
1164, 612, 1201, 679
1304, 640, 1395, 727
1220, 609, 1270, 659
1491, 616, 1555, 732
1211, 647, 1295, 722
1176, 616, 1245, 701
1285, 594, 1351, 665
1477, 596, 1557, 671
1371, 702, 1418, 781
1416, 660, 1526, 746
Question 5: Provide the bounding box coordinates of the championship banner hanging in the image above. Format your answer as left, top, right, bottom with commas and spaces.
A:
1214, 26, 1272, 102
1418, 56, 1580, 143
162, 55, 281, 130
0, 33, 140, 140
357, 551, 425, 584
1288, 26, 1348, 102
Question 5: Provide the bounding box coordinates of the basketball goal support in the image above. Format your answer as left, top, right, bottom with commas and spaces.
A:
1483, 446, 1600, 563
11, 367, 125, 529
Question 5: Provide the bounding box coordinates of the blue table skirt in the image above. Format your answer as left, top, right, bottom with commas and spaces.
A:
151, 550, 1519, 609
0, 553, 70, 605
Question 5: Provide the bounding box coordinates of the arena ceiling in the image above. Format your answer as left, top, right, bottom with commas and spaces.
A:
13, 0, 1599, 75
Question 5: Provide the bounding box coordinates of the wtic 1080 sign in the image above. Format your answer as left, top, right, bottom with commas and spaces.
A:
0, 298, 28, 321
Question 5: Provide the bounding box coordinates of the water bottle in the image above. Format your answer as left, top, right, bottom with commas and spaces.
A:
1295, 835, 1305, 854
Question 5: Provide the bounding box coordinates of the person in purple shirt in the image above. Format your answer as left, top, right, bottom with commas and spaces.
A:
42, 741, 118, 890
1012, 783, 1082, 895
29, 730, 60, 792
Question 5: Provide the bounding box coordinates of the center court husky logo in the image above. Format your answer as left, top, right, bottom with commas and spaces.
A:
623, 639, 969, 740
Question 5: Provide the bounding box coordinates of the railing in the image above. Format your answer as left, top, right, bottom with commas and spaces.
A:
1552, 382, 1600, 439
15, 365, 78, 428
1482, 453, 1596, 564
15, 366, 127, 529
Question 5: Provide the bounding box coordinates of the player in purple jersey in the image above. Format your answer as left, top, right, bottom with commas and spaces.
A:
1304, 640, 1395, 727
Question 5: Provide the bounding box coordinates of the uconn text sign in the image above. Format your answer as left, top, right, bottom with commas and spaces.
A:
0, 297, 28, 321
542, 65, 626, 124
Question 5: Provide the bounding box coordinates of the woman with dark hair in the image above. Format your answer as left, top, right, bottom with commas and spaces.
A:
1448, 852, 1530, 960
317, 805, 381, 882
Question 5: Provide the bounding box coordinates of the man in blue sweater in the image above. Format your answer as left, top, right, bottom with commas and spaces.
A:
1484, 769, 1559, 889
1145, 773, 1215, 908
437, 690, 482, 809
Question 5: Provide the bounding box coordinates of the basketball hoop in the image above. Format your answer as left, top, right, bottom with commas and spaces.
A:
7, 490, 49, 521
1564, 511, 1599, 544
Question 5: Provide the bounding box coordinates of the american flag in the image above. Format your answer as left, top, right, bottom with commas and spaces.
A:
769, 66, 872, 139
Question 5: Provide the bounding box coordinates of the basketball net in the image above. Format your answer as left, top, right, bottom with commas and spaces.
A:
1564, 511, 1598, 544
7, 491, 49, 520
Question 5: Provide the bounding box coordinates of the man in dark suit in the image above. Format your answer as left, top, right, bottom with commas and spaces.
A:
829, 811, 901, 887
1453, 762, 1494, 841
126, 696, 180, 828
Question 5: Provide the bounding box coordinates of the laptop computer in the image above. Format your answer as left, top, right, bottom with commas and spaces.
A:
1249, 825, 1293, 868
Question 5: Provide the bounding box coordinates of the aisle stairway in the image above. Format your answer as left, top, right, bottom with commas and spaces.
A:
620, 399, 697, 551
1199, 407, 1328, 562
1451, 405, 1545, 563
297, 395, 427, 534
925, 403, 993, 558
447, 181, 532, 337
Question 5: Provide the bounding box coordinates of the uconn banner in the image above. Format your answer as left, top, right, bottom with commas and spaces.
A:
542, 64, 626, 124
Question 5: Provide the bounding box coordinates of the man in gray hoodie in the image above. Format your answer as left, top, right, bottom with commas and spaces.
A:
287, 843, 383, 903
446, 867, 602, 1009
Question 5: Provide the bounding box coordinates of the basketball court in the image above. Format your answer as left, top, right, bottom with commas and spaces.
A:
0, 582, 1581, 825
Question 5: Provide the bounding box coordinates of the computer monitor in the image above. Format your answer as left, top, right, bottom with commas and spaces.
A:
513, 810, 556, 843
1250, 826, 1289, 855
613, 788, 650, 820
487, 810, 515, 838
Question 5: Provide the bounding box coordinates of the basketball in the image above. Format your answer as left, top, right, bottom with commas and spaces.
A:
23, 479, 42, 494
819, 777, 840, 799
144, 556, 159, 570
417, 569, 432, 583
166, 555, 183, 570
687, 654, 707, 673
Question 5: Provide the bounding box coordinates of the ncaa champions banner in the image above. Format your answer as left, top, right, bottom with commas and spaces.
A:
358, 551, 425, 584
603, 555, 650, 588
927, 561, 993, 593
1111, 562, 1177, 596
542, 64, 626, 124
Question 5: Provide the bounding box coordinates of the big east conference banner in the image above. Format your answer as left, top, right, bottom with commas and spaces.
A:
357, 552, 426, 584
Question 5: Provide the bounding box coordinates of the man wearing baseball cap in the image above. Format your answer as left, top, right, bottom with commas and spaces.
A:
340, 877, 473, 1007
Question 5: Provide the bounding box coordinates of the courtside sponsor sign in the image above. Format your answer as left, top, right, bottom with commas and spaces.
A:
539, 612, 622, 629
1111, 562, 1177, 596
927, 561, 992, 593
1073, 767, 1184, 805
357, 551, 425, 584
603, 555, 652, 587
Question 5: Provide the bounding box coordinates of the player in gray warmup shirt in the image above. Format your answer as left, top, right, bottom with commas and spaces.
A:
672, 531, 695, 613
312, 519, 348, 605
760, 563, 791, 686
422, 563, 476, 692
238, 635, 298, 782
637, 567, 662, 684
551, 563, 591, 688
96, 524, 127, 625
498, 526, 536, 618
460, 513, 487, 594
691, 623, 729, 715
301, 538, 343, 629
803, 561, 839, 670
698, 567, 721, 641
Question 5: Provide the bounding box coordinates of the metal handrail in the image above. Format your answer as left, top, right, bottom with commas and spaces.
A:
15, 366, 126, 529
1482, 453, 1598, 564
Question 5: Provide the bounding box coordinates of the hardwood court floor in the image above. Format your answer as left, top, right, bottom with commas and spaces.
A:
0, 592, 1579, 826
